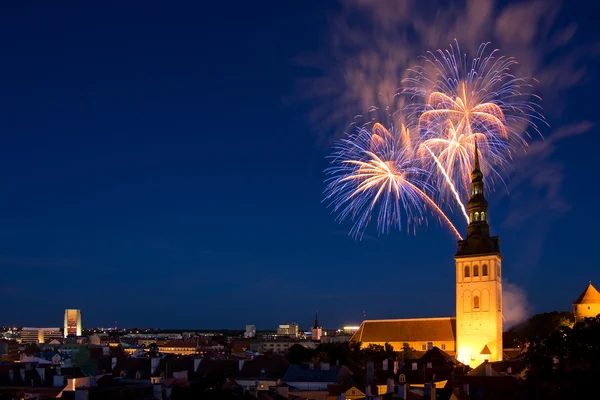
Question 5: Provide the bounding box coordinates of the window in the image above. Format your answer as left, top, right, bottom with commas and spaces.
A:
469, 213, 473, 223
481, 212, 486, 221
473, 296, 480, 309
473, 265, 479, 277
464, 266, 470, 278
475, 212, 480, 221
422, 344, 426, 350
441, 343, 446, 350
482, 264, 488, 276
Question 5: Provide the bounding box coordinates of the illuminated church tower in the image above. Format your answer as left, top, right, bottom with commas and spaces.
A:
455, 144, 503, 367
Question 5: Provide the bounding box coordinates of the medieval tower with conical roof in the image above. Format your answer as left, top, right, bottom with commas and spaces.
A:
454, 143, 503, 367
573, 282, 600, 323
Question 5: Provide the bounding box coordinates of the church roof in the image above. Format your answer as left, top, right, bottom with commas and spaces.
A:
480, 345, 492, 355
350, 317, 456, 344
573, 282, 600, 305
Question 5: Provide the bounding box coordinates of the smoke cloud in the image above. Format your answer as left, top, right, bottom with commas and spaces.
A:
503, 280, 533, 329
298, 0, 597, 272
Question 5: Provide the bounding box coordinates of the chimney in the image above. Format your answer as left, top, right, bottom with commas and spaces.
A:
321, 362, 330, 370
366, 361, 374, 385
151, 357, 160, 375
485, 361, 492, 377
424, 383, 431, 398
398, 383, 408, 399
238, 359, 245, 372
194, 358, 202, 372
53, 375, 65, 388
427, 342, 433, 351
386, 377, 394, 393
37, 367, 46, 382
411, 362, 417, 371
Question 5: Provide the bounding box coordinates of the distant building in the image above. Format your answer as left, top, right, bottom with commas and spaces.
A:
21, 327, 62, 344
573, 282, 600, 323
245, 325, 256, 338
277, 323, 298, 337
158, 340, 198, 355
311, 313, 322, 341
64, 309, 82, 338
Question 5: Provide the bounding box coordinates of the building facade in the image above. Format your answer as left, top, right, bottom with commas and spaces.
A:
21, 327, 62, 343
277, 323, 299, 337
64, 309, 82, 338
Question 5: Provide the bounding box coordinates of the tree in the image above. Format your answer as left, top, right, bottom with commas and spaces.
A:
399, 342, 415, 361
504, 312, 573, 347
523, 316, 600, 399
286, 344, 313, 365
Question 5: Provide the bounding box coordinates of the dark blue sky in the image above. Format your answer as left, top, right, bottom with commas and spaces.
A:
0, 0, 599, 330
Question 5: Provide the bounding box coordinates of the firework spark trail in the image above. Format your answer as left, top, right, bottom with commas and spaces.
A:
421, 143, 469, 223
403, 41, 545, 204
325, 42, 544, 240
324, 123, 462, 240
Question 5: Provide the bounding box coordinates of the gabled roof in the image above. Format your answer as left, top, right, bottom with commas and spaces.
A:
351, 317, 456, 343
236, 354, 290, 379
419, 347, 462, 367
283, 364, 352, 384
480, 345, 492, 355
573, 282, 600, 305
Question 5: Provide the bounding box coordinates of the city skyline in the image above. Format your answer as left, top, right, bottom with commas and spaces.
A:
0, 0, 599, 329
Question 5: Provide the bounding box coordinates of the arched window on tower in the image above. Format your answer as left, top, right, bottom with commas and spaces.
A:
473, 265, 479, 277
481, 212, 486, 221
482, 264, 488, 276
473, 296, 480, 309
464, 266, 470, 278
469, 213, 473, 223
475, 212, 480, 221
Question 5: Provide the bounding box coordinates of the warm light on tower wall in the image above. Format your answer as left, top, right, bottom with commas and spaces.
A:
64, 309, 82, 338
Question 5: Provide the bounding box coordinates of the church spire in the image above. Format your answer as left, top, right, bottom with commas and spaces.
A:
467, 141, 488, 234
313, 312, 319, 329
455, 141, 500, 257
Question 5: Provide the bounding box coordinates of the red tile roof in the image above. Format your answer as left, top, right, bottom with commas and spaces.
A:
351, 317, 456, 343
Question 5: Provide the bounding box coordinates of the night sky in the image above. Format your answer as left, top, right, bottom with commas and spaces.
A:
1, 0, 599, 330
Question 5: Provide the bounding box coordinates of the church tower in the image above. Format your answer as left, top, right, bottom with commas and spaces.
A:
455, 143, 503, 367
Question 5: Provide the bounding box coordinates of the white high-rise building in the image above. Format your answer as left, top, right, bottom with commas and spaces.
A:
244, 325, 256, 338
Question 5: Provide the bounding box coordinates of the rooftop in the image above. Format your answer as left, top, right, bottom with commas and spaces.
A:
573, 282, 600, 305
351, 317, 456, 343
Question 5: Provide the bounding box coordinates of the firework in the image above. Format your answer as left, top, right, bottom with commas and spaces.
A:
324, 123, 462, 239
404, 41, 544, 205
325, 42, 544, 240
